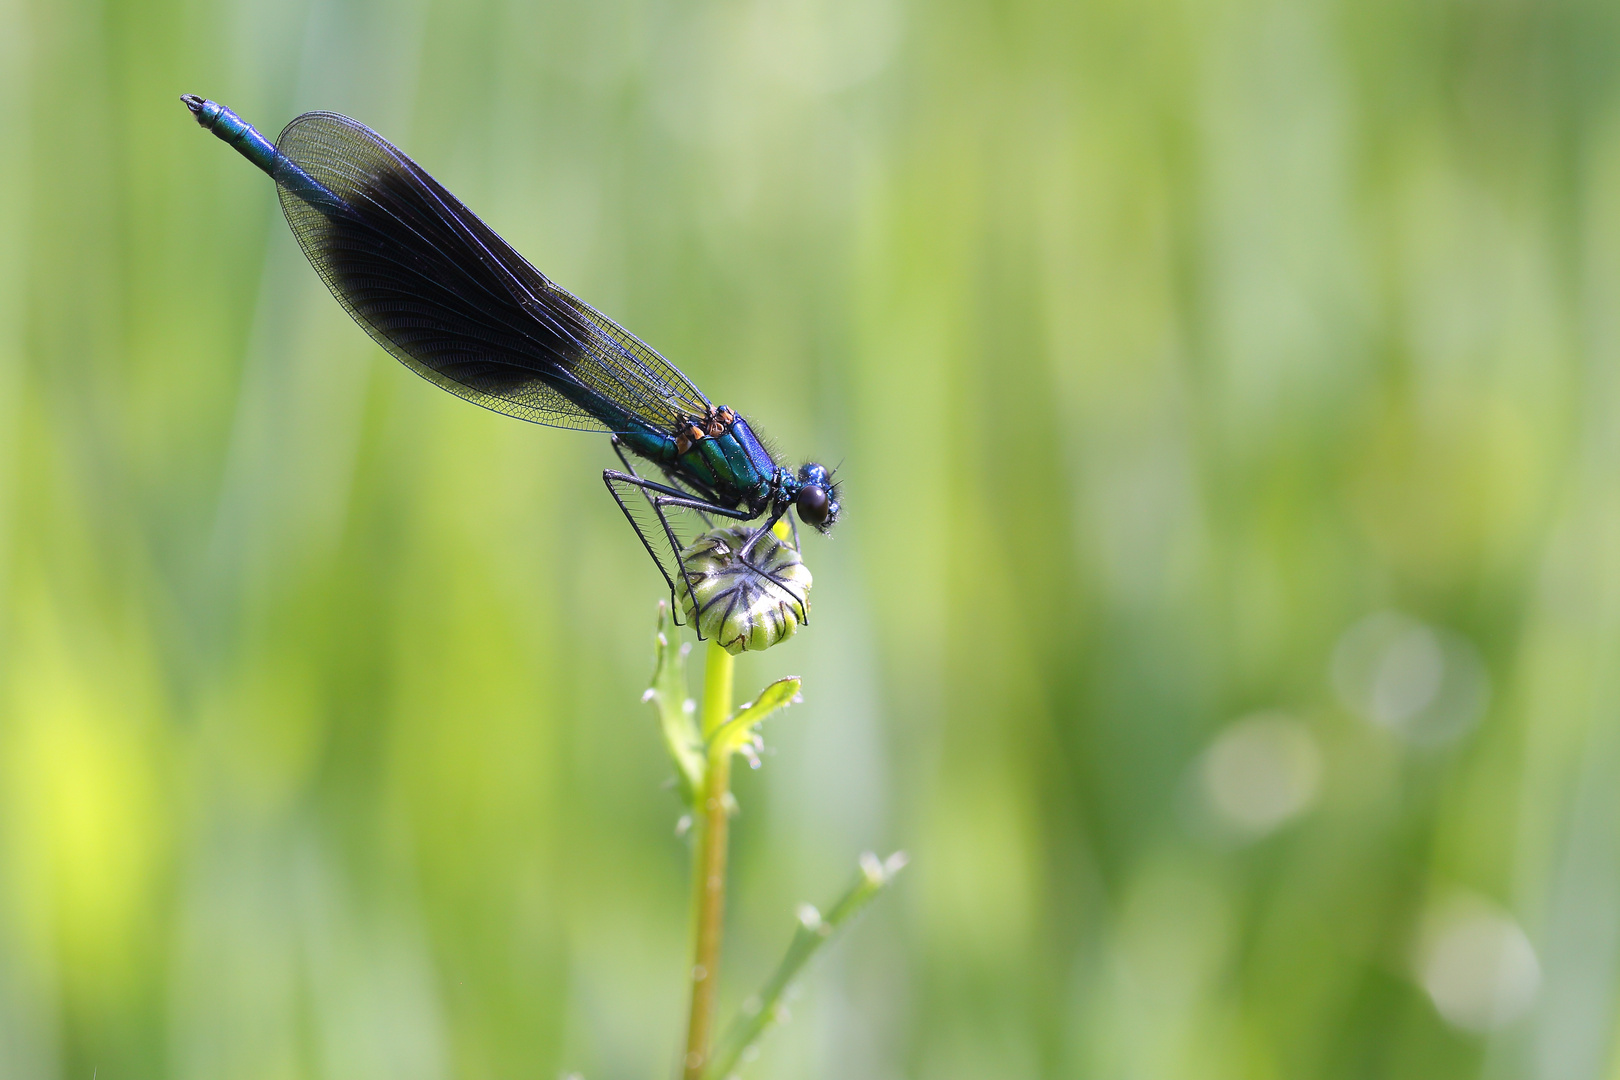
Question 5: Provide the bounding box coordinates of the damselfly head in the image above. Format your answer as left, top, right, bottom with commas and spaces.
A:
795, 463, 840, 532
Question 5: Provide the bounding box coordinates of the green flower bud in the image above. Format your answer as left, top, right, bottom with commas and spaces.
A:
676, 525, 812, 654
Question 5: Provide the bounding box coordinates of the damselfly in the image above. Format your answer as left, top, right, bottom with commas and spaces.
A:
182, 96, 838, 636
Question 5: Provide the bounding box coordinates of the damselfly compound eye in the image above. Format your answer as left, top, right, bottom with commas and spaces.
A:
796, 484, 830, 527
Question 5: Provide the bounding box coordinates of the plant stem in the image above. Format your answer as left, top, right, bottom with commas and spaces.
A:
683, 640, 735, 1080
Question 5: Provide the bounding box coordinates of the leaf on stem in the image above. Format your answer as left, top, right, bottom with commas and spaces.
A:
646, 602, 705, 804
709, 677, 803, 762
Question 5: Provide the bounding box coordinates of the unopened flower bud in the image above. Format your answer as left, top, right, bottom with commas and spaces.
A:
676, 525, 812, 654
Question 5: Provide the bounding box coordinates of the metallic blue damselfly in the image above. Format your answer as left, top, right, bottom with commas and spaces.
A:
182, 96, 838, 636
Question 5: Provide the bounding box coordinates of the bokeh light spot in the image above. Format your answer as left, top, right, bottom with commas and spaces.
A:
1416, 894, 1540, 1033
1331, 611, 1490, 745
1199, 713, 1321, 836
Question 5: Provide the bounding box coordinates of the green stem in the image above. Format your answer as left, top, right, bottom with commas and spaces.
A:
683, 640, 735, 1080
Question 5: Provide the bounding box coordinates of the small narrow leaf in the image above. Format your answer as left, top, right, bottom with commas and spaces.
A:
648, 603, 705, 805
704, 851, 907, 1079
709, 676, 802, 760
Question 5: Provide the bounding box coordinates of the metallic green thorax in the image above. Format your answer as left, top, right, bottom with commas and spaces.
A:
618, 414, 782, 513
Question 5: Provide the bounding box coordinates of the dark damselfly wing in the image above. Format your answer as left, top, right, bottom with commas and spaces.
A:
272, 112, 710, 433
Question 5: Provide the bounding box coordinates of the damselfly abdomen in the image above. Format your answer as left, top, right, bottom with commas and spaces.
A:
181, 95, 838, 636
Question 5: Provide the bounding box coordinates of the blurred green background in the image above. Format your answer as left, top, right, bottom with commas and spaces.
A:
3, 0, 1619, 1076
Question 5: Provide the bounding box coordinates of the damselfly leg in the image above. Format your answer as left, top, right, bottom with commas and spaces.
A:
603, 448, 808, 636
604, 449, 752, 637
734, 507, 810, 626
609, 437, 725, 534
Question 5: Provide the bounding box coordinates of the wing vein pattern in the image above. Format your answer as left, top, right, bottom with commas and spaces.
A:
272, 111, 709, 434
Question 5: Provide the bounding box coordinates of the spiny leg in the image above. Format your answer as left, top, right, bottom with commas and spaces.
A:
666, 470, 720, 530
605, 441, 805, 633
735, 506, 810, 626
606, 437, 731, 627
603, 469, 752, 638
645, 490, 757, 640
612, 436, 723, 510
603, 470, 683, 620
609, 437, 698, 501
